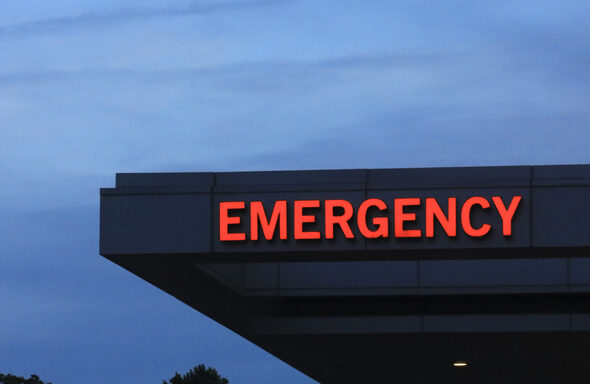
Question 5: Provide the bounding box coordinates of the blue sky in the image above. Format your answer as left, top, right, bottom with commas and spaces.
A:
1, 1, 590, 383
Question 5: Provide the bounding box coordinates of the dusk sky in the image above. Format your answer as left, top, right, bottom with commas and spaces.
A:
1, 1, 590, 383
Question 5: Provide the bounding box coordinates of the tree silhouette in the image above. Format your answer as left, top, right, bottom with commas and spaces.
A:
0, 373, 51, 384
162, 364, 228, 384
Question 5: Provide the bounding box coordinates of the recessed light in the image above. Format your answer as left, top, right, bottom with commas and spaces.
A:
453, 361, 467, 367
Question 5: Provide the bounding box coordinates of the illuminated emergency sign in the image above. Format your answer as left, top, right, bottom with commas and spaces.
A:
219, 196, 522, 241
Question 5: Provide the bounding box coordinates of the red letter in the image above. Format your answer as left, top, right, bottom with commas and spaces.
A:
294, 200, 321, 240
461, 197, 491, 237
250, 201, 287, 241
325, 199, 354, 239
394, 198, 421, 238
357, 199, 389, 238
492, 196, 522, 236
426, 197, 457, 237
219, 201, 246, 241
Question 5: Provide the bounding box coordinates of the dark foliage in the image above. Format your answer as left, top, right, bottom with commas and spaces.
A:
0, 374, 51, 384
162, 364, 229, 384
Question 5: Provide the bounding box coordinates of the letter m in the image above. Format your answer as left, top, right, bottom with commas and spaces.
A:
250, 201, 287, 241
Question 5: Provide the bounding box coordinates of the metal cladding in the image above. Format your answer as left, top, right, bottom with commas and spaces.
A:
99, 165, 590, 384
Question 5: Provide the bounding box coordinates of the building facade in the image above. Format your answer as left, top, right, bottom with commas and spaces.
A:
100, 165, 590, 383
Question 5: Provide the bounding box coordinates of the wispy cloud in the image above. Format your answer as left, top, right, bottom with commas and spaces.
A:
0, 0, 295, 38
0, 51, 452, 86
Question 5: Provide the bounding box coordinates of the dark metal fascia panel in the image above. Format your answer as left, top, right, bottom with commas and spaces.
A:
368, 165, 532, 190
116, 172, 215, 188
215, 169, 368, 187
101, 186, 212, 195
213, 183, 366, 194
